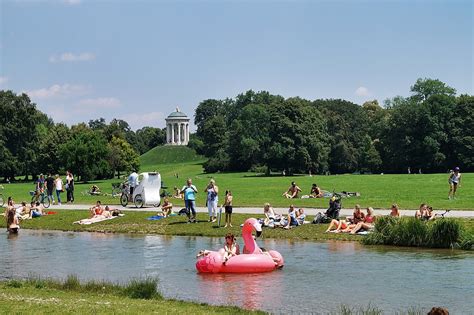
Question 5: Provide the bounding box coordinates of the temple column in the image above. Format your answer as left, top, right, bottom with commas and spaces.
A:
178, 122, 181, 145
171, 124, 175, 144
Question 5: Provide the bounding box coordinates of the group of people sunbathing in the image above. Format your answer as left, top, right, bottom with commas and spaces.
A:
3, 197, 50, 233
324, 204, 381, 234
282, 182, 324, 199
262, 203, 307, 229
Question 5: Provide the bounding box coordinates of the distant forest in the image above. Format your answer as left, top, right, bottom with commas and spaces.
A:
189, 78, 473, 174
1, 78, 472, 181
0, 90, 166, 181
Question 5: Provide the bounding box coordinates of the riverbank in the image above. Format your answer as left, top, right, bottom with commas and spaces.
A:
0, 277, 262, 314
2, 210, 474, 242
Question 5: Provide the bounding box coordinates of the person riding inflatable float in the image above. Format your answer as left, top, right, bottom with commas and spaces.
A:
195, 218, 284, 273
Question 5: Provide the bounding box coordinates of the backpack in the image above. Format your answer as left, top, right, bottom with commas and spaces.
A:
178, 208, 188, 216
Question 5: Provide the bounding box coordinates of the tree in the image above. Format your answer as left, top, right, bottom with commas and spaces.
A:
0, 91, 50, 179
107, 136, 140, 178
37, 123, 72, 174
410, 78, 456, 102
59, 129, 110, 181
135, 126, 166, 154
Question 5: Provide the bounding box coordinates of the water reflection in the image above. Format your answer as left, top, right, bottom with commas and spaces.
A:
0, 230, 473, 313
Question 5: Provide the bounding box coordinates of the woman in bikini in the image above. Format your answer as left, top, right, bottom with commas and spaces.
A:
350, 207, 376, 234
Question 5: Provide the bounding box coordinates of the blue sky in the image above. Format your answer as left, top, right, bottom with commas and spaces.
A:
1, 0, 472, 130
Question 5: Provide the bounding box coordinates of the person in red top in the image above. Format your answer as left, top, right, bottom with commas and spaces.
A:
350, 207, 376, 234
89, 200, 103, 218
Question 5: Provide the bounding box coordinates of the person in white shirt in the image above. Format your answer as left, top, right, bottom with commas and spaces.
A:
54, 174, 63, 205
128, 171, 139, 200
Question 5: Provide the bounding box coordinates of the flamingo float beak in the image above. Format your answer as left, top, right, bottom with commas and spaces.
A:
256, 230, 262, 238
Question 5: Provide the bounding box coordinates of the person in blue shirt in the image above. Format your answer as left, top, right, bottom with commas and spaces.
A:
181, 178, 198, 223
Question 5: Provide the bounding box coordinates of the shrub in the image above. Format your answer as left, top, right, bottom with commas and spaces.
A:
62, 275, 80, 291
364, 217, 465, 249
6, 279, 23, 288
123, 278, 161, 300
428, 219, 461, 248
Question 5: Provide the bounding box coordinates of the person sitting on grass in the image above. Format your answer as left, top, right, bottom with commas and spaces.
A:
263, 203, 279, 226
348, 204, 365, 224
223, 233, 240, 265
282, 182, 302, 199
309, 183, 323, 198
160, 198, 173, 217
173, 186, 183, 199
423, 206, 435, 221
89, 200, 104, 218
283, 205, 300, 229
90, 185, 101, 195
29, 201, 45, 218
390, 204, 400, 217
16, 201, 30, 220
296, 208, 306, 225
350, 207, 376, 234
415, 203, 428, 220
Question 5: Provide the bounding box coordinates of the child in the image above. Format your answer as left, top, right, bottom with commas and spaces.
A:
223, 190, 233, 227
223, 233, 240, 264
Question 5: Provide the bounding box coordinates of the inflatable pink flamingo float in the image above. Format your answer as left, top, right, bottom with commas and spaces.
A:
196, 218, 284, 273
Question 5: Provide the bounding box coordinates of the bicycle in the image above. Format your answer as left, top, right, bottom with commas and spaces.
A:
111, 182, 123, 198
0, 185, 4, 207
29, 191, 51, 208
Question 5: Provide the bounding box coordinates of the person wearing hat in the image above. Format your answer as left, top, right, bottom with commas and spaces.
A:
448, 167, 462, 199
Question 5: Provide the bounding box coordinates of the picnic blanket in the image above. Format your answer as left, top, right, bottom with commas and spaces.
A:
73, 214, 124, 225
147, 215, 164, 221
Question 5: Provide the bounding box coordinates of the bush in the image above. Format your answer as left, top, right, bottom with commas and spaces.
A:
123, 278, 161, 300
364, 217, 465, 249
62, 275, 80, 291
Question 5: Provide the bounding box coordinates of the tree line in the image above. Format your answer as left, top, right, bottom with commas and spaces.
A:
0, 90, 166, 181
189, 78, 473, 174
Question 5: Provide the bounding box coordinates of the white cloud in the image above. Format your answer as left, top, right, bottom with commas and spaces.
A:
355, 86, 370, 97
0, 76, 8, 87
122, 111, 166, 130
76, 97, 122, 109
49, 52, 95, 63
25, 83, 89, 99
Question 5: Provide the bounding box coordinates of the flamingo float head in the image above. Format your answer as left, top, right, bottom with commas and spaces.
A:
242, 218, 262, 238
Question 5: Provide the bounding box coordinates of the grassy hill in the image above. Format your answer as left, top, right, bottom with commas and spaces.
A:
140, 145, 205, 169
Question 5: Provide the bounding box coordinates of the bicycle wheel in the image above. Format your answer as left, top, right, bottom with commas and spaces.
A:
0, 194, 3, 207
42, 196, 51, 208
134, 194, 144, 208
120, 193, 129, 207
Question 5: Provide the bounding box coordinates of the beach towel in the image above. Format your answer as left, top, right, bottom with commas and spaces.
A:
147, 215, 164, 221
73, 214, 124, 225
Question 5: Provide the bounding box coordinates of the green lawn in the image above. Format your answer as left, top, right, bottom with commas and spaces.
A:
2, 146, 473, 210
0, 279, 262, 315
2, 210, 473, 242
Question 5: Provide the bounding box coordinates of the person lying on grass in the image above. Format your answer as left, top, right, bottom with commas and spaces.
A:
282, 182, 302, 199
350, 207, 376, 234
325, 218, 355, 233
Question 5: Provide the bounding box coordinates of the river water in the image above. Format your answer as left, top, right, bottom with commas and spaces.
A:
1, 230, 473, 313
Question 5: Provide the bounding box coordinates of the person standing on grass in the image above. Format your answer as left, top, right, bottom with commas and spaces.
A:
45, 173, 55, 204
181, 178, 198, 223
448, 167, 462, 200
205, 179, 219, 222
54, 174, 64, 206
223, 190, 233, 228
66, 170, 75, 203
